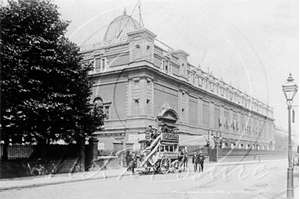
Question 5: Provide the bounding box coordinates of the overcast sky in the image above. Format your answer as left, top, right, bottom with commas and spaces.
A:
54, 0, 299, 136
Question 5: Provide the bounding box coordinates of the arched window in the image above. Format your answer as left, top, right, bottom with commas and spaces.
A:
133, 44, 141, 60
93, 97, 103, 107
93, 97, 111, 120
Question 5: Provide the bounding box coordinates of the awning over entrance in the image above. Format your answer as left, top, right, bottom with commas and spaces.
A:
179, 134, 208, 146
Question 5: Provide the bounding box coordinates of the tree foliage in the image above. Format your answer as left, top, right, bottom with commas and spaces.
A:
1, 0, 104, 145
274, 133, 297, 151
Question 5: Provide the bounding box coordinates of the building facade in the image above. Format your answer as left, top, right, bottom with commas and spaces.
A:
80, 11, 275, 150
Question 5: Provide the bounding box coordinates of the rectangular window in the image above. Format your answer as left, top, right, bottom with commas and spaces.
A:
214, 105, 220, 129
218, 117, 222, 127
192, 73, 195, 85
168, 62, 172, 75
164, 61, 168, 73
189, 73, 192, 83
101, 58, 107, 72
224, 108, 229, 129
233, 112, 237, 131
202, 101, 209, 128
210, 82, 214, 92
104, 105, 110, 120
199, 77, 202, 87
160, 60, 164, 71
165, 146, 169, 152
203, 80, 206, 89
95, 58, 101, 71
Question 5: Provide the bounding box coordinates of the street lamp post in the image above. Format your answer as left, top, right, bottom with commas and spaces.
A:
282, 73, 298, 199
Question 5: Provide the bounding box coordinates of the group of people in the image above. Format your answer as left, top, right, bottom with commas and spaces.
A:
177, 148, 205, 172
192, 151, 205, 172
147, 124, 176, 140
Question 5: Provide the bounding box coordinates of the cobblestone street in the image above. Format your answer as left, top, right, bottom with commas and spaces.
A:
1, 160, 298, 199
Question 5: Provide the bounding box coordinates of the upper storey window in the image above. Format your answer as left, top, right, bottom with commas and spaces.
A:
210, 82, 214, 92
93, 97, 103, 107
215, 84, 218, 94
220, 87, 225, 97
160, 59, 172, 74
189, 72, 194, 84
237, 94, 240, 104
94, 57, 107, 72
160, 53, 172, 75
132, 44, 141, 60
198, 77, 203, 87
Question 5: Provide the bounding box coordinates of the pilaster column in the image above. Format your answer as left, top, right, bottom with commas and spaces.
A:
186, 93, 189, 124
209, 101, 214, 129
197, 97, 202, 127
127, 79, 133, 117
140, 77, 147, 116
178, 91, 183, 122
220, 105, 224, 133
151, 80, 154, 117
250, 116, 254, 137
238, 111, 241, 135
229, 108, 233, 134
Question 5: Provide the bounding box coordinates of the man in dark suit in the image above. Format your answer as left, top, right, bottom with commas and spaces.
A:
125, 150, 131, 171
129, 152, 138, 174
192, 152, 200, 172
199, 151, 205, 172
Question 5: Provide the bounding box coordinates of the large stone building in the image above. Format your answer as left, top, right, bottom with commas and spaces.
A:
80, 11, 275, 151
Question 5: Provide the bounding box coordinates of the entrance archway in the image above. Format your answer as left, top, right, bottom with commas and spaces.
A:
157, 108, 179, 128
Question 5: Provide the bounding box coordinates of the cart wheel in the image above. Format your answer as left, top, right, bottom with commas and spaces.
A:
172, 160, 180, 173
160, 157, 171, 174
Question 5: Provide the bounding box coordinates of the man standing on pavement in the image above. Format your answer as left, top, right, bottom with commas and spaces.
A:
192, 152, 200, 172
129, 151, 138, 174
199, 151, 205, 172
184, 147, 189, 171
125, 150, 131, 171
177, 147, 184, 171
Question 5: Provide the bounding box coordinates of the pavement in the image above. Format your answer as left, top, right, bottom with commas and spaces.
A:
0, 158, 290, 192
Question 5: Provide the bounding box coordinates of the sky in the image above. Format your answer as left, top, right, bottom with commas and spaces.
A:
53, 0, 299, 137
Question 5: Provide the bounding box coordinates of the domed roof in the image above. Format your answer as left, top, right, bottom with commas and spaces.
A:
103, 10, 142, 41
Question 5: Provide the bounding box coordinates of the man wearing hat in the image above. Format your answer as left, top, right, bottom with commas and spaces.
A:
199, 151, 205, 172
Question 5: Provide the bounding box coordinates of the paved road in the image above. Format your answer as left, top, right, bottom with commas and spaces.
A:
1, 160, 298, 199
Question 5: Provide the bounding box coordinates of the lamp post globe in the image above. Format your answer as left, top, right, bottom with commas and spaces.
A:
282, 73, 298, 199
282, 73, 298, 103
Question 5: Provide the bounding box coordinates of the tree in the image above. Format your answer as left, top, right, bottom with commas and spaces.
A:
1, 0, 104, 159
274, 133, 297, 151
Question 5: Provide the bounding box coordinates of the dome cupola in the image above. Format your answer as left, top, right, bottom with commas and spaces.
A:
103, 10, 142, 41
